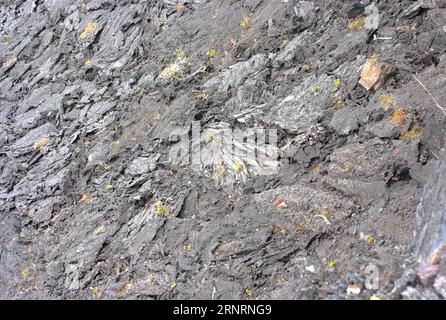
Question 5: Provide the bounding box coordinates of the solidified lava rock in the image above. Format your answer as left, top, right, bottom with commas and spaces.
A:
0, 0, 445, 300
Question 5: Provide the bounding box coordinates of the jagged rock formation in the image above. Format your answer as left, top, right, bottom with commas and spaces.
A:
1, 0, 445, 299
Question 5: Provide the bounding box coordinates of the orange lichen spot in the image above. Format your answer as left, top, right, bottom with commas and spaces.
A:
80, 193, 94, 203
313, 163, 322, 174
343, 165, 352, 174
274, 198, 287, 209
4, 35, 13, 44
33, 138, 50, 151
391, 108, 407, 125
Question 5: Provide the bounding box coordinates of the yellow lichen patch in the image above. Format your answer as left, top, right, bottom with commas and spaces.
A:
401, 124, 422, 142
206, 49, 217, 59
380, 94, 396, 111
196, 92, 207, 100
328, 261, 336, 268
233, 162, 244, 173
277, 275, 288, 285
79, 193, 94, 204
171, 282, 177, 289
176, 49, 187, 59
33, 138, 50, 152
80, 21, 99, 40
370, 52, 378, 60
335, 79, 341, 88
90, 287, 103, 299
153, 201, 169, 217
279, 227, 286, 236
204, 133, 214, 144
160, 63, 181, 79
240, 17, 251, 31
316, 210, 331, 225
348, 16, 366, 31
391, 108, 407, 125
105, 184, 113, 190
321, 210, 330, 220
21, 267, 35, 282
245, 288, 254, 298
360, 233, 375, 245
95, 225, 106, 235
147, 273, 154, 284
366, 235, 375, 245
311, 84, 318, 93
99, 162, 112, 170
84, 59, 93, 66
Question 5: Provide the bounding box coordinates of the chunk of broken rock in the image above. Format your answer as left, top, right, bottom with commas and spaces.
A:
125, 154, 160, 176
359, 58, 393, 91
